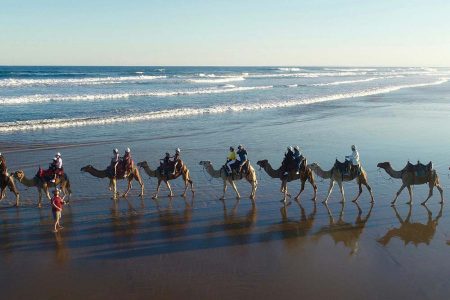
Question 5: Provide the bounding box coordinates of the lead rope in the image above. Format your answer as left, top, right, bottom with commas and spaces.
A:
377, 168, 394, 182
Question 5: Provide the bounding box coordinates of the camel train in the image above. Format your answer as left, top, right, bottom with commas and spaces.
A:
0, 148, 446, 207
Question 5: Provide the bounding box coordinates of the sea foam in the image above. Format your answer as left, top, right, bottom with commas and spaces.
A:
0, 78, 446, 132
0, 85, 273, 105
0, 75, 167, 87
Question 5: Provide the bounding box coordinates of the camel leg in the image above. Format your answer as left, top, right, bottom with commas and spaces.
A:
352, 182, 363, 203
337, 180, 346, 203
0, 186, 5, 201
392, 184, 406, 205
309, 175, 318, 201
38, 188, 43, 208
294, 180, 306, 202
323, 180, 335, 204
281, 181, 289, 203
122, 178, 133, 198
421, 182, 434, 205
190, 179, 195, 196
406, 185, 413, 204
166, 181, 174, 197
136, 174, 144, 197
181, 179, 189, 197
230, 180, 241, 200
152, 179, 162, 199
220, 181, 228, 200
248, 179, 257, 200
366, 183, 374, 203
436, 185, 444, 204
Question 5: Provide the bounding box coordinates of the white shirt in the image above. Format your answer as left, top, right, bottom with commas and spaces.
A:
346, 150, 360, 166
56, 157, 63, 169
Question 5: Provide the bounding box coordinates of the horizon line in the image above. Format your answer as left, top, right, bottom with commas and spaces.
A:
0, 64, 448, 68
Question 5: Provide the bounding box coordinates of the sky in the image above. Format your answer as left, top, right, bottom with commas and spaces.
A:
1, 0, 450, 66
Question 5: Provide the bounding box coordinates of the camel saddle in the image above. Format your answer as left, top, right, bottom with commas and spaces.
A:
158, 159, 184, 177
223, 160, 250, 179
37, 167, 64, 182
334, 159, 360, 179
107, 159, 132, 178
405, 161, 432, 177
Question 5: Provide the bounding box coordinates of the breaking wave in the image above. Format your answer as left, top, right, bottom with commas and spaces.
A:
0, 75, 167, 87
0, 85, 273, 105
189, 76, 245, 83
0, 78, 446, 132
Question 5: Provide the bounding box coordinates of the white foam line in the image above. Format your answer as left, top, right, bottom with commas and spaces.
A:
0, 78, 446, 132
247, 71, 368, 78
310, 76, 408, 86
0, 75, 167, 87
0, 86, 273, 105
189, 76, 245, 83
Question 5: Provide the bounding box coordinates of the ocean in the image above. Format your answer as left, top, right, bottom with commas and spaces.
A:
1, 66, 450, 299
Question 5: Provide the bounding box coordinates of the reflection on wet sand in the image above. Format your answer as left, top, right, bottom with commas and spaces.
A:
313, 202, 373, 255
153, 197, 193, 238
219, 200, 257, 244
54, 231, 69, 264
378, 204, 443, 246
259, 200, 316, 249
110, 199, 141, 244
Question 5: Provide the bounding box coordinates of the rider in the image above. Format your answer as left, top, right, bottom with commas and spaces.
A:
123, 148, 132, 178
171, 148, 181, 175
236, 145, 248, 173
293, 145, 305, 175
111, 148, 120, 178
51, 153, 63, 183
0, 152, 7, 176
283, 146, 295, 176
345, 145, 360, 175
160, 152, 171, 176
226, 146, 237, 174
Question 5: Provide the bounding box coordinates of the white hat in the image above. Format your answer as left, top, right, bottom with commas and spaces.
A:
176, 148, 181, 153
287, 146, 293, 152
113, 148, 119, 153
125, 147, 131, 153
56, 152, 61, 157
293, 145, 300, 151
0, 152, 2, 156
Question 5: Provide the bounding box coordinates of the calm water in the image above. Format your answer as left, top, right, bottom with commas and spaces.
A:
1, 66, 450, 299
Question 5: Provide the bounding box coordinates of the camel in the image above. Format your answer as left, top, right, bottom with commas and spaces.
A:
137, 160, 194, 199
80, 164, 144, 199
377, 162, 443, 205
378, 204, 442, 246
313, 202, 373, 255
13, 170, 71, 207
309, 162, 374, 203
256, 159, 317, 203
0, 173, 20, 206
199, 160, 257, 200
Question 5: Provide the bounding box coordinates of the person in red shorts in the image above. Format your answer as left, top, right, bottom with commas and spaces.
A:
51, 189, 66, 233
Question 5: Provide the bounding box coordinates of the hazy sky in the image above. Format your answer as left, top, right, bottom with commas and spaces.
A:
1, 0, 450, 66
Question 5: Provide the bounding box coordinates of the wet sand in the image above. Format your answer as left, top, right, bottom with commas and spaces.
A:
1, 85, 450, 299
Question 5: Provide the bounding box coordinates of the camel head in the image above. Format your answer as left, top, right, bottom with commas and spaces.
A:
199, 161, 211, 168
80, 165, 93, 172
137, 161, 148, 168
256, 160, 268, 168
377, 162, 390, 169
13, 170, 25, 180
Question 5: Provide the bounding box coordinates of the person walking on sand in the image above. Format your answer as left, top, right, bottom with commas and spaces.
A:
51, 189, 65, 232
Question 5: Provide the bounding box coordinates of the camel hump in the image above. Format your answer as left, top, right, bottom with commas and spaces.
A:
404, 160, 433, 176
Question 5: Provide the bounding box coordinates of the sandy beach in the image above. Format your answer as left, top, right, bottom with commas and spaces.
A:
1, 71, 449, 299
